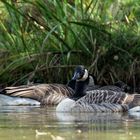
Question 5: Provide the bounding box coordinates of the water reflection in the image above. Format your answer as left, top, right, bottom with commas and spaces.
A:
0, 106, 140, 140
56, 111, 125, 122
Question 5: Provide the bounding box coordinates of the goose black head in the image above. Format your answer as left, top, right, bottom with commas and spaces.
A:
68, 65, 96, 100
72, 65, 88, 81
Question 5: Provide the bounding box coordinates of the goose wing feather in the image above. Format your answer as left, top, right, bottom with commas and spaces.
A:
71, 90, 130, 112
78, 90, 127, 104
3, 84, 74, 105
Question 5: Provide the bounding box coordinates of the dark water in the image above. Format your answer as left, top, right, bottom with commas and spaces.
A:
0, 106, 140, 140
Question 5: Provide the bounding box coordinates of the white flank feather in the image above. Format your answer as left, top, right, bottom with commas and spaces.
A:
56, 98, 75, 112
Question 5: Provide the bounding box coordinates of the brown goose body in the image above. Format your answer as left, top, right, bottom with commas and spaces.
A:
56, 89, 140, 112
3, 84, 74, 105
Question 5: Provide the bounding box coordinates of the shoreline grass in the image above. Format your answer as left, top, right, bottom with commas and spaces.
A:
0, 0, 140, 92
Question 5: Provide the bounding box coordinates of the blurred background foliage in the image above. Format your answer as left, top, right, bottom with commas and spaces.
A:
0, 0, 140, 92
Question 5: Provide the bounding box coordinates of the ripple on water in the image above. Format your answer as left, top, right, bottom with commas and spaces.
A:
0, 106, 140, 140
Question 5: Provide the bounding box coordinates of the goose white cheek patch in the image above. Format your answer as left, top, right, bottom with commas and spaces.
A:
77, 69, 88, 81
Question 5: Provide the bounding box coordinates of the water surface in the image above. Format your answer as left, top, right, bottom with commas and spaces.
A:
0, 106, 140, 140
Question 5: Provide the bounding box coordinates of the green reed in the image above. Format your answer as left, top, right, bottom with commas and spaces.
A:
0, 0, 140, 88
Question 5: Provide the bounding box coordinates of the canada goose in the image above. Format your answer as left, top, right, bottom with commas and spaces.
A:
0, 65, 94, 105
56, 70, 140, 112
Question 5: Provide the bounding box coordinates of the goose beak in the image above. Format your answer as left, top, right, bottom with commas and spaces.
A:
72, 72, 80, 80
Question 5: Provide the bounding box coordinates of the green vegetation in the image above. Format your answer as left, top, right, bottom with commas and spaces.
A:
0, 0, 140, 89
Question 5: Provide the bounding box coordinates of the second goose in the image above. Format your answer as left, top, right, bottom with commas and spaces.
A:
56, 68, 140, 112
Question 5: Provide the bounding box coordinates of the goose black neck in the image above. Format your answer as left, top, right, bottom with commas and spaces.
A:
72, 76, 90, 100
67, 79, 76, 91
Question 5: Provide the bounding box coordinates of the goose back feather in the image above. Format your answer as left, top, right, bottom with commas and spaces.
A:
2, 84, 74, 105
